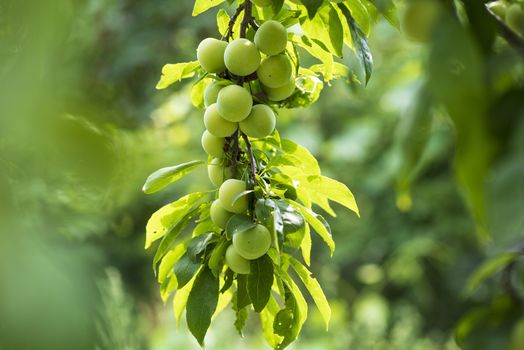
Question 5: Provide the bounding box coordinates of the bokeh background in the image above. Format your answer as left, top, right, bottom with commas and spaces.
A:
1, 0, 523, 349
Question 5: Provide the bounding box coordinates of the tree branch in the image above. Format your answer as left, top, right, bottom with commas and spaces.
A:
240, 0, 253, 38
225, 3, 245, 41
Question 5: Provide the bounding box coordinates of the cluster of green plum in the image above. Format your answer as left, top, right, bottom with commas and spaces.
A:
195, 18, 296, 274
489, 0, 524, 36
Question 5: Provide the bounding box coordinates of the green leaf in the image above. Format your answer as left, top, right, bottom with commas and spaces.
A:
337, 3, 373, 84
275, 200, 306, 251
225, 214, 256, 239
271, 0, 285, 15
292, 35, 336, 82
280, 138, 320, 175
153, 206, 202, 269
300, 223, 312, 266
256, 199, 284, 250
186, 266, 219, 346
361, 0, 399, 29
232, 189, 254, 206
236, 274, 252, 309
156, 61, 200, 90
208, 238, 228, 276
158, 243, 187, 284
192, 0, 226, 16
217, 9, 230, 36
145, 192, 209, 249
300, 4, 344, 57
145, 191, 209, 249
289, 257, 331, 330
288, 200, 335, 255
233, 303, 248, 336
191, 78, 209, 109
248, 254, 274, 312
344, 0, 371, 35
464, 252, 519, 295
310, 176, 360, 216
260, 296, 284, 348
300, 0, 324, 19
220, 268, 235, 293
172, 275, 196, 325
174, 233, 214, 289
276, 273, 308, 350
143, 160, 205, 194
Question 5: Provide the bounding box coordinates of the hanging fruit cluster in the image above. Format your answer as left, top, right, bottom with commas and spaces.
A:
141, 0, 388, 348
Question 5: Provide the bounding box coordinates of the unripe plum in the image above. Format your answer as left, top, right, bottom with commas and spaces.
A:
204, 81, 223, 107
254, 20, 288, 56
197, 38, 227, 73
400, 0, 443, 42
232, 224, 272, 260
239, 104, 276, 138
210, 199, 233, 229
251, 0, 272, 6
257, 54, 293, 88
218, 179, 248, 214
506, 4, 524, 36
208, 158, 232, 187
225, 245, 250, 274
224, 38, 261, 76
216, 85, 253, 122
201, 130, 225, 158
204, 103, 238, 137
263, 75, 296, 101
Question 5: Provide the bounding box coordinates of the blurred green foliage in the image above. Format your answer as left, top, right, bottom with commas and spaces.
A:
1, 0, 523, 349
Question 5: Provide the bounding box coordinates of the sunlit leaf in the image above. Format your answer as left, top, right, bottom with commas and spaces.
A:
337, 3, 373, 84
289, 257, 331, 330
145, 191, 209, 249
156, 61, 200, 90
186, 266, 219, 346
192, 0, 226, 16
142, 160, 205, 194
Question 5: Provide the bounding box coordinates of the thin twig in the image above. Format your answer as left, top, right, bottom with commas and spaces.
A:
225, 3, 245, 41
230, 129, 240, 178
241, 132, 258, 214
241, 133, 257, 185
240, 0, 252, 38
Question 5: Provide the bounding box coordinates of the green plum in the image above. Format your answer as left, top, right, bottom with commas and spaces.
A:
216, 85, 253, 122
225, 245, 250, 274
210, 199, 234, 229
232, 224, 272, 260
201, 130, 225, 158
239, 104, 276, 138
218, 179, 248, 214
204, 81, 223, 107
400, 0, 443, 42
506, 4, 524, 36
254, 20, 288, 56
488, 1, 508, 19
224, 38, 261, 76
197, 38, 227, 73
257, 54, 293, 88
204, 103, 238, 137
263, 75, 296, 101
208, 158, 232, 187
